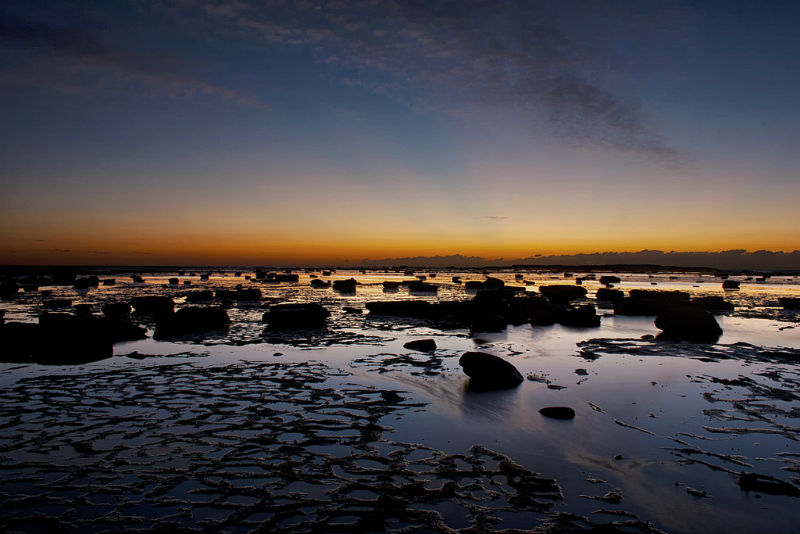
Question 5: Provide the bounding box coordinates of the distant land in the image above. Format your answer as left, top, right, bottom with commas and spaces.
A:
360, 250, 800, 271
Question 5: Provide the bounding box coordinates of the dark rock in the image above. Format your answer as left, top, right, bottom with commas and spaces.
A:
102, 278, 116, 286
332, 278, 358, 293
600, 275, 621, 286
539, 407, 576, 419
102, 302, 131, 320
263, 303, 330, 329
407, 280, 438, 293
1, 280, 20, 299
51, 271, 76, 285
185, 290, 214, 303
263, 273, 299, 283
74, 303, 93, 317
43, 298, 72, 308
459, 351, 523, 390
692, 296, 734, 313
343, 306, 362, 314
403, 339, 437, 352
778, 297, 800, 310
382, 281, 401, 290
738, 473, 800, 497
655, 306, 722, 342
614, 290, 690, 316
595, 288, 624, 303
483, 277, 505, 289
130, 296, 174, 316
722, 280, 741, 290
464, 281, 485, 289
311, 279, 331, 288
367, 300, 432, 317
527, 295, 558, 326
168, 277, 179, 285
539, 285, 588, 304
154, 307, 230, 339
556, 305, 601, 328
131, 275, 145, 283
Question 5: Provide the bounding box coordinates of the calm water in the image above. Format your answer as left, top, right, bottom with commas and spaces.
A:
1, 270, 799, 533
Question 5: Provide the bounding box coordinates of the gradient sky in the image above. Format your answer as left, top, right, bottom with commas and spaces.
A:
1, 0, 798, 265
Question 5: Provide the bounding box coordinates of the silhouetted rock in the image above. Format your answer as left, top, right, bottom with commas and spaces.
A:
366, 300, 431, 317
600, 275, 621, 286
263, 273, 299, 283
655, 306, 722, 342
130, 296, 174, 316
0, 280, 19, 299
407, 280, 438, 293
539, 285, 588, 304
51, 271, 76, 286
738, 473, 800, 497
185, 290, 214, 303
614, 290, 690, 316
539, 407, 576, 419
722, 280, 741, 290
459, 352, 523, 390
778, 297, 800, 309
74, 303, 93, 317
483, 277, 505, 289
102, 302, 131, 320
263, 303, 330, 329
333, 278, 358, 293
596, 288, 624, 303
43, 298, 72, 308
168, 277, 179, 285
343, 306, 362, 314
556, 305, 601, 327
692, 296, 734, 313
382, 281, 401, 290
527, 295, 558, 326
131, 275, 145, 283
154, 307, 230, 339
311, 279, 331, 288
102, 278, 116, 286
403, 339, 437, 352
0, 313, 145, 364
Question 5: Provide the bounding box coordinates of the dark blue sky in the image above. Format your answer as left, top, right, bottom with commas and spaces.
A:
1, 0, 798, 263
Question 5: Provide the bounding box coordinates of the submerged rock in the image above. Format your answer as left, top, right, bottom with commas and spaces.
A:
403, 339, 437, 352
459, 351, 523, 390
539, 407, 576, 420
654, 306, 722, 342
263, 303, 330, 329
154, 307, 230, 339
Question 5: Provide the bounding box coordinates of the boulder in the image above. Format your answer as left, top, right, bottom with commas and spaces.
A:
154, 307, 230, 339
483, 277, 505, 289
332, 278, 358, 293
722, 280, 741, 290
539, 285, 587, 304
343, 306, 363, 314
778, 297, 800, 310
168, 277, 179, 285
595, 288, 624, 303
263, 303, 330, 329
382, 281, 402, 290
130, 296, 174, 316
600, 275, 621, 286
407, 281, 438, 293
102, 278, 116, 286
185, 290, 214, 303
556, 305, 601, 327
459, 352, 523, 390
42, 298, 72, 309
692, 296, 734, 313
1, 280, 19, 299
403, 339, 437, 352
614, 290, 690, 316
102, 302, 131, 320
527, 295, 558, 326
311, 279, 331, 288
539, 407, 576, 420
366, 300, 431, 317
655, 306, 722, 342
131, 275, 145, 283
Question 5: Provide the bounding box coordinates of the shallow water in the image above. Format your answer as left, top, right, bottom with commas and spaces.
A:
1, 269, 799, 533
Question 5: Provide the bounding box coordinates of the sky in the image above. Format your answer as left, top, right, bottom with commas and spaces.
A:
1, 0, 798, 266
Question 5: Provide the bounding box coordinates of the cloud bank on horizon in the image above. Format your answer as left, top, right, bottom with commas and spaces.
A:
361, 250, 800, 271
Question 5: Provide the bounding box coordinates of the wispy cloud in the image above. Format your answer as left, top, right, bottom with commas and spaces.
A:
481, 216, 509, 221
177, 0, 676, 156
0, 17, 269, 110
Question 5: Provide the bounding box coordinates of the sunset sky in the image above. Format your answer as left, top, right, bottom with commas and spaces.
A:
1, 0, 798, 265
